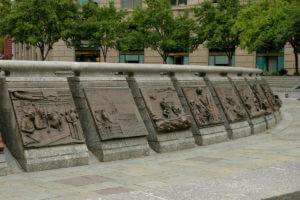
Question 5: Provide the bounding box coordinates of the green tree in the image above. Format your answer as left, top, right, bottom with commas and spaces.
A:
1, 0, 78, 61
131, 0, 198, 64
65, 1, 126, 62
234, 0, 299, 75
0, 0, 11, 37
193, 0, 242, 66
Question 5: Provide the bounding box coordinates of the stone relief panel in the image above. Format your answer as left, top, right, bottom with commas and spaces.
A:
182, 86, 223, 127
0, 132, 3, 154
233, 80, 265, 118
258, 80, 282, 111
212, 82, 247, 123
140, 87, 192, 133
248, 80, 273, 114
10, 90, 85, 148
84, 88, 148, 140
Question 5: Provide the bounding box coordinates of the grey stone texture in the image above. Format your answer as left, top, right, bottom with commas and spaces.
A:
127, 73, 195, 153
68, 74, 150, 162
204, 75, 252, 139
229, 76, 267, 135
0, 76, 89, 172
171, 72, 228, 146
0, 154, 7, 176
0, 98, 297, 200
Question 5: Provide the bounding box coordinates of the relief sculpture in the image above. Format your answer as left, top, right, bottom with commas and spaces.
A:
84, 88, 148, 141
182, 86, 223, 127
248, 81, 273, 114
10, 90, 85, 148
213, 83, 247, 123
141, 87, 192, 133
0, 132, 3, 154
234, 81, 265, 118
259, 81, 282, 110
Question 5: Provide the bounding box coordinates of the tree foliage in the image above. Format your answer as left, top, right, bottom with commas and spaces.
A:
193, 0, 242, 66
1, 0, 78, 61
234, 0, 299, 75
64, 1, 126, 62
131, 0, 198, 64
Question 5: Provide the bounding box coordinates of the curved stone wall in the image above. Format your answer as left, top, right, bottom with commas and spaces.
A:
0, 61, 282, 174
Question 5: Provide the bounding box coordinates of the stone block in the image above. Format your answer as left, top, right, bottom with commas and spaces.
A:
0, 77, 89, 172
127, 73, 195, 153
68, 75, 150, 162
266, 113, 276, 129
251, 116, 267, 134
172, 73, 228, 146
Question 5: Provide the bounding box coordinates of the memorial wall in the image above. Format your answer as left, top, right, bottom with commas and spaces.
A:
0, 61, 282, 175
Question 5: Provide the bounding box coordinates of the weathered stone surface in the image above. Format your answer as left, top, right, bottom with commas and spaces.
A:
0, 132, 3, 154
171, 73, 228, 146
84, 87, 148, 140
68, 75, 150, 162
258, 79, 282, 111
182, 86, 223, 127
127, 73, 195, 153
0, 132, 7, 176
9, 89, 85, 148
0, 78, 89, 172
232, 79, 265, 118
140, 87, 192, 133
212, 80, 248, 123
247, 80, 273, 115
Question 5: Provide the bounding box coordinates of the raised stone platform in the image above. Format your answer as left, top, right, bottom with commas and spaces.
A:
0, 61, 283, 172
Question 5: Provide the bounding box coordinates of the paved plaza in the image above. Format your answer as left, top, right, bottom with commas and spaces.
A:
0, 99, 299, 200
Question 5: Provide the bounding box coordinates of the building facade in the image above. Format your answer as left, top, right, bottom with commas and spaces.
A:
13, 0, 299, 75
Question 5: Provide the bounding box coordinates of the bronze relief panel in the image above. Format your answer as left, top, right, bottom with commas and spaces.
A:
258, 80, 281, 111
84, 88, 148, 140
10, 90, 85, 148
248, 80, 273, 114
0, 132, 3, 154
233, 80, 265, 118
140, 87, 192, 133
182, 86, 223, 127
213, 82, 247, 123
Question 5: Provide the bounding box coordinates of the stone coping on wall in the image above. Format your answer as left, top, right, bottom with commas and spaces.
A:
0, 61, 261, 76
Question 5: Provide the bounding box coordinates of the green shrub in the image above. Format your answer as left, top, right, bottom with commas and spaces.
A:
278, 68, 288, 76
271, 71, 278, 76
263, 71, 270, 76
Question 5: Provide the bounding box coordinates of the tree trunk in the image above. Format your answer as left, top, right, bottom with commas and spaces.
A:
228, 55, 232, 67
293, 48, 299, 75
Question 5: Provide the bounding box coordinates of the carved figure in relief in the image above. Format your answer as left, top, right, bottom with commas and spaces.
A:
34, 106, 47, 130
160, 98, 181, 119
275, 95, 282, 107
47, 111, 63, 132
21, 109, 35, 133
146, 91, 192, 133
95, 109, 118, 134
225, 97, 246, 118
65, 109, 81, 140
250, 83, 270, 112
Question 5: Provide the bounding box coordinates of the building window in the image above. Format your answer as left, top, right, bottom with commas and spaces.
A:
209, 48, 235, 66
170, 0, 187, 6
120, 52, 144, 63
77, 0, 98, 6
122, 0, 142, 9
167, 53, 189, 65
256, 50, 284, 74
